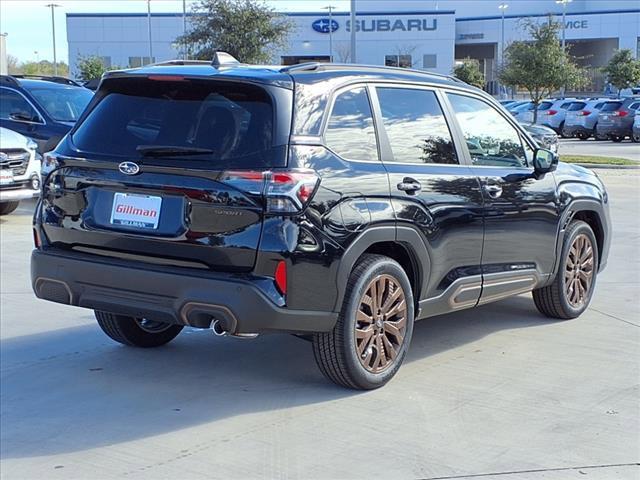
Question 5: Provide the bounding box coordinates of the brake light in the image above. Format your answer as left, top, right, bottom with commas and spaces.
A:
613, 110, 628, 117
221, 169, 320, 214
147, 75, 187, 82
580, 110, 591, 116
546, 110, 558, 115
33, 227, 41, 249
274, 260, 287, 295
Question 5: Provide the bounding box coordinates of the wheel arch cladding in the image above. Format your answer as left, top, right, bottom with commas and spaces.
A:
571, 210, 604, 268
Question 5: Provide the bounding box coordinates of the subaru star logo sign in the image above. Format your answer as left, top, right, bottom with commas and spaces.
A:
312, 18, 339, 34
118, 161, 140, 175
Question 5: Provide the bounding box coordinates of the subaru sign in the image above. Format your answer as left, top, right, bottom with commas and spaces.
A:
312, 18, 339, 33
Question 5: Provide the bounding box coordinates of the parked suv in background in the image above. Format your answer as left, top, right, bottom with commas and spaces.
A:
596, 97, 640, 141
536, 98, 579, 136
564, 99, 608, 140
0, 127, 41, 215
633, 110, 640, 143
0, 75, 93, 152
31, 56, 611, 389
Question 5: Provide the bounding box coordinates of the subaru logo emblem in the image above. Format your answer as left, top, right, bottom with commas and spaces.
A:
312, 18, 339, 33
118, 161, 140, 175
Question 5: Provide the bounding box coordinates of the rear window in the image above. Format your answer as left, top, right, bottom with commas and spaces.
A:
568, 102, 586, 111
538, 101, 553, 110
72, 78, 277, 168
560, 101, 574, 109
600, 102, 622, 112
28, 86, 93, 122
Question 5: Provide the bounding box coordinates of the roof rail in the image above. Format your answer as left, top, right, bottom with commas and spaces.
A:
12, 74, 82, 87
280, 62, 464, 83
0, 75, 21, 87
149, 59, 211, 66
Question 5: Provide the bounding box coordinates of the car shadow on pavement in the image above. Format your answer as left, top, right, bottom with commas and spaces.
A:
1, 295, 547, 459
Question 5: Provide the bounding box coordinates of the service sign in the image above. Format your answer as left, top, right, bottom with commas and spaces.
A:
110, 192, 162, 229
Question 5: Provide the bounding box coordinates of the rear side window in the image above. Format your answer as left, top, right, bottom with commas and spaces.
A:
560, 101, 573, 109
595, 102, 605, 109
72, 78, 276, 168
538, 101, 553, 110
629, 102, 640, 110
376, 87, 458, 164
601, 102, 622, 112
568, 102, 586, 111
324, 87, 378, 161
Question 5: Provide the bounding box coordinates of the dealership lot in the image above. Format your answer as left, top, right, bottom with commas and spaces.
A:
1, 170, 638, 480
558, 138, 640, 162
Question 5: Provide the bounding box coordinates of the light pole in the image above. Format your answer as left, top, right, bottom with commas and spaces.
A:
498, 3, 508, 68
349, 0, 356, 63
322, 6, 335, 62
147, 0, 153, 63
182, 0, 187, 60
556, 0, 572, 52
45, 4, 60, 75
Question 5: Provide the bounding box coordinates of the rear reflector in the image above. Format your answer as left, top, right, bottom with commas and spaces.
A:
274, 260, 287, 295
33, 228, 41, 249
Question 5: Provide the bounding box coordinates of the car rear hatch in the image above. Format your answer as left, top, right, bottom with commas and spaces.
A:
598, 101, 623, 126
564, 101, 586, 126
40, 73, 293, 272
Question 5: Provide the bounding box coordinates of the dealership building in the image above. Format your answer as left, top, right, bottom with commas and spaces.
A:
66, 0, 640, 91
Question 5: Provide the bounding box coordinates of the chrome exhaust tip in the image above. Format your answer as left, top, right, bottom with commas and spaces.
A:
211, 319, 228, 336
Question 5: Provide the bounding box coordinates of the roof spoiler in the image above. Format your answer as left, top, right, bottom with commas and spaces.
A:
211, 51, 241, 68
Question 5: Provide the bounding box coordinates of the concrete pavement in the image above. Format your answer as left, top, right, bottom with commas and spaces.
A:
1, 170, 639, 480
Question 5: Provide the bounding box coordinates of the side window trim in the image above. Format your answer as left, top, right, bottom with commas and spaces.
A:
367, 82, 470, 168
321, 83, 382, 163
0, 87, 46, 125
440, 89, 536, 170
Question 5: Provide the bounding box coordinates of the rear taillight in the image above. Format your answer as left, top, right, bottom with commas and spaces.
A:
580, 110, 591, 116
33, 228, 41, 249
546, 110, 558, 115
613, 110, 628, 117
222, 169, 319, 214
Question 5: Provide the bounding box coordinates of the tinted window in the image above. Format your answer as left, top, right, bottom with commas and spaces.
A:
447, 93, 528, 168
560, 102, 573, 109
0, 89, 41, 122
538, 101, 553, 110
601, 102, 622, 112
325, 87, 378, 161
629, 102, 640, 110
568, 102, 586, 111
28, 86, 93, 122
595, 102, 605, 109
72, 78, 276, 168
376, 87, 457, 164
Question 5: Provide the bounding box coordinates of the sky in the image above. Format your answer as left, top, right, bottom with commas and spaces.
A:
0, 0, 352, 64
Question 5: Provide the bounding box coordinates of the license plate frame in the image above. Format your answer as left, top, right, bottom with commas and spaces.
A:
110, 192, 162, 230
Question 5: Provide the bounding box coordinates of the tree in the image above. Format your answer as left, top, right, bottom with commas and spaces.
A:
453, 58, 485, 89
499, 18, 586, 123
75, 55, 119, 81
20, 60, 69, 77
602, 49, 640, 92
7, 55, 21, 74
176, 0, 293, 64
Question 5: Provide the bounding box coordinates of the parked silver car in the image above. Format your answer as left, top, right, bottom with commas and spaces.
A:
596, 97, 640, 142
632, 110, 640, 143
514, 100, 552, 123
564, 99, 609, 140
535, 98, 580, 135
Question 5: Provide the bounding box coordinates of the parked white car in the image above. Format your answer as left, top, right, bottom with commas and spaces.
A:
0, 127, 41, 215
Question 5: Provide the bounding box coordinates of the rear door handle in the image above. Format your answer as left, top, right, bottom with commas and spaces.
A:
483, 184, 503, 198
397, 177, 421, 195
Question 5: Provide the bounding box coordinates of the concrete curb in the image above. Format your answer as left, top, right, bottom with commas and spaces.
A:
574, 163, 640, 170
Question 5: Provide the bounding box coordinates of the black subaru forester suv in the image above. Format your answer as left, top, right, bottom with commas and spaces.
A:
31, 55, 611, 389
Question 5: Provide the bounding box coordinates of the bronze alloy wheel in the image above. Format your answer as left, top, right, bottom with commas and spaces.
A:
564, 233, 595, 308
354, 274, 407, 373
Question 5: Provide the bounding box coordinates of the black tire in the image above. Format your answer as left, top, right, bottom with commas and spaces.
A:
95, 311, 183, 347
611, 135, 623, 143
558, 122, 568, 138
312, 254, 415, 390
578, 133, 589, 141
633, 133, 640, 143
533, 220, 598, 319
0, 201, 19, 215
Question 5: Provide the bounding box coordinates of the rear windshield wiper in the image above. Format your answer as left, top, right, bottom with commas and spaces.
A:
136, 145, 215, 157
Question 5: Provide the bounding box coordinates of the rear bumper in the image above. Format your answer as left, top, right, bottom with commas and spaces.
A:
564, 125, 594, 136
31, 249, 337, 334
596, 125, 632, 136
0, 187, 39, 202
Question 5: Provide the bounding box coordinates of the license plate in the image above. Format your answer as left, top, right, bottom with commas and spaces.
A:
0, 170, 14, 185
110, 192, 161, 229
602, 115, 609, 120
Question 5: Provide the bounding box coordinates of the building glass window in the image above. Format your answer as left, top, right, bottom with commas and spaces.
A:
376, 87, 458, 164
128, 56, 156, 68
384, 55, 412, 68
325, 87, 378, 161
423, 54, 437, 69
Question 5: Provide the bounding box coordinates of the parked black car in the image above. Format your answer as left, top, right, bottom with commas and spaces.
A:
595, 97, 640, 142
31, 56, 611, 389
0, 75, 93, 152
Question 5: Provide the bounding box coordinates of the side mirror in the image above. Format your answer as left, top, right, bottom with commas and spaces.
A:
533, 148, 558, 177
